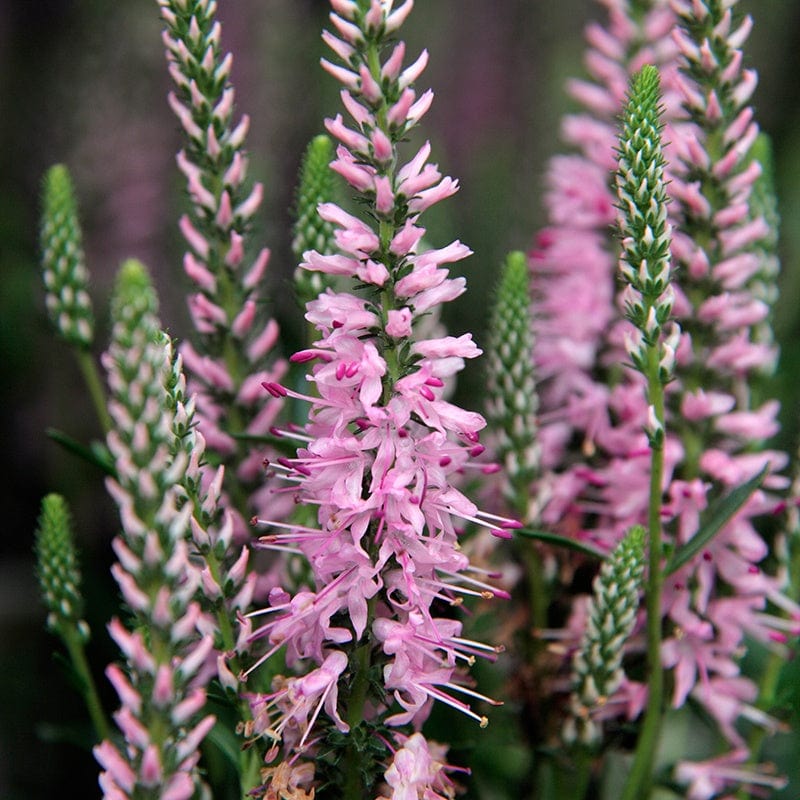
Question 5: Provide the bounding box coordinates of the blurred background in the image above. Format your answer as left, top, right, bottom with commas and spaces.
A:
1, 0, 798, 796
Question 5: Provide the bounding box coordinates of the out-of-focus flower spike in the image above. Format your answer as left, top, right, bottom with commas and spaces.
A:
485, 251, 540, 519
160, 0, 289, 542
35, 493, 89, 643
292, 135, 339, 308
40, 164, 94, 349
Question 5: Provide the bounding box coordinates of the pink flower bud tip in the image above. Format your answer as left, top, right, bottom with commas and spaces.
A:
262, 381, 288, 397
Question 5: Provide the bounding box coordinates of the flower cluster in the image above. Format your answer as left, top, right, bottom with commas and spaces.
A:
241, 1, 516, 794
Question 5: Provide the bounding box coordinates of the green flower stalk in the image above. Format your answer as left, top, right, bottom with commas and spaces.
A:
292, 134, 338, 308
35, 493, 111, 742
565, 525, 646, 746
616, 64, 676, 800
40, 164, 111, 431
486, 250, 540, 519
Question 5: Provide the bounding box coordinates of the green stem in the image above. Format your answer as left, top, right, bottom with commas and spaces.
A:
75, 348, 112, 433
343, 604, 376, 800
620, 345, 665, 800
63, 625, 112, 743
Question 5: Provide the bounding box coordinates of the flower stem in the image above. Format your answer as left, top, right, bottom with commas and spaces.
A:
75, 348, 111, 434
63, 624, 112, 743
343, 596, 376, 800
620, 346, 665, 800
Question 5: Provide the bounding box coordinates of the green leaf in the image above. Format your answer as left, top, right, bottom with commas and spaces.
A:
203, 719, 243, 774
515, 528, 606, 560
46, 428, 115, 476
663, 465, 768, 576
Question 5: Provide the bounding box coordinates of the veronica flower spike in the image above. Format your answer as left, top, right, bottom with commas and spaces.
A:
95, 261, 215, 800
159, 0, 288, 532
241, 2, 518, 796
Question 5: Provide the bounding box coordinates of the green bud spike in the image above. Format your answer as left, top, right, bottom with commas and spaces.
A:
40, 165, 95, 349
485, 251, 539, 517
566, 525, 646, 745
110, 258, 160, 333
34, 494, 89, 642
747, 134, 781, 329
292, 134, 338, 305
616, 65, 672, 318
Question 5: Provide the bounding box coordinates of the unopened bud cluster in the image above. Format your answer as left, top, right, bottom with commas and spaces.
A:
40, 165, 94, 349
35, 494, 90, 643
486, 251, 539, 513
565, 525, 645, 745
617, 66, 679, 448
292, 135, 338, 306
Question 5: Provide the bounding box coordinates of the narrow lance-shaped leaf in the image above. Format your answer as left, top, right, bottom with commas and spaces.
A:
515, 527, 606, 560
664, 466, 769, 576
